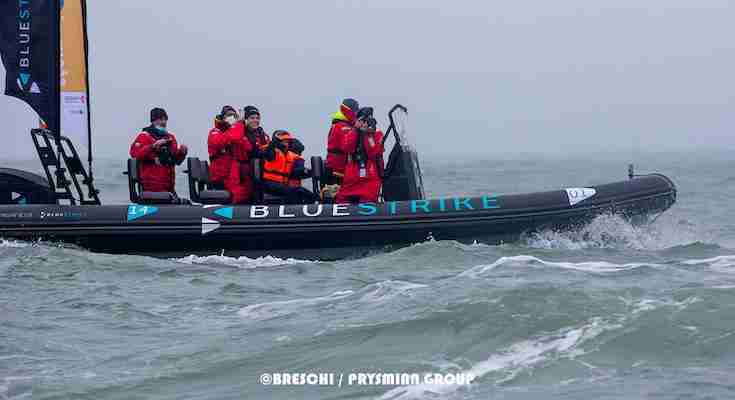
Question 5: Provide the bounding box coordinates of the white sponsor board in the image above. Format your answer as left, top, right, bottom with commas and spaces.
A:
61, 91, 89, 148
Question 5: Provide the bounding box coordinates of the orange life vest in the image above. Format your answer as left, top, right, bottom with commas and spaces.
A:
262, 133, 303, 187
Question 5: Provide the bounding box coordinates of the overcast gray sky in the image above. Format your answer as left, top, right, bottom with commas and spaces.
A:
1, 0, 734, 161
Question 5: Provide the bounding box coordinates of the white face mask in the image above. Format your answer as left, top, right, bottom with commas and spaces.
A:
225, 116, 237, 125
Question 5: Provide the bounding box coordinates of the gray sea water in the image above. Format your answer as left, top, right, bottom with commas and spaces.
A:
2, 151, 735, 400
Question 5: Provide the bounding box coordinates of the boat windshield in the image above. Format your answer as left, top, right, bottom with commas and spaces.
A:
392, 107, 413, 151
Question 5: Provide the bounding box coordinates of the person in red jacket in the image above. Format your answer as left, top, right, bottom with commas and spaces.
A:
223, 119, 254, 204
129, 108, 188, 193
325, 98, 359, 185
208, 105, 238, 189
221, 106, 269, 203
335, 107, 384, 204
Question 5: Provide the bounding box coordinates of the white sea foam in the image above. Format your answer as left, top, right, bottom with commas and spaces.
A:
378, 318, 617, 400
174, 254, 317, 269
238, 290, 354, 320
525, 213, 712, 251
682, 255, 735, 270
0, 239, 28, 248
238, 280, 427, 320
621, 296, 701, 316
356, 280, 428, 303
460, 255, 654, 278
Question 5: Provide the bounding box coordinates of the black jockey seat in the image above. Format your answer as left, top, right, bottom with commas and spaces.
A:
185, 158, 232, 205
124, 158, 182, 205
251, 158, 288, 205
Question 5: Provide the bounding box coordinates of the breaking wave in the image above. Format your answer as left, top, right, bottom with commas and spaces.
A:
238, 280, 428, 321
523, 213, 715, 251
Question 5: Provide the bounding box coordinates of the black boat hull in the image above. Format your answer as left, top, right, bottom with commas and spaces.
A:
0, 174, 676, 255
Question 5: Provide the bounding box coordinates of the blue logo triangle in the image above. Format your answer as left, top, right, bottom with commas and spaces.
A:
214, 207, 233, 220
19, 73, 30, 86
127, 204, 159, 221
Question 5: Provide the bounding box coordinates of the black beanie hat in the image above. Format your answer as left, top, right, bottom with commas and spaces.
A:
220, 105, 237, 118
243, 105, 260, 119
341, 98, 359, 113
150, 107, 168, 122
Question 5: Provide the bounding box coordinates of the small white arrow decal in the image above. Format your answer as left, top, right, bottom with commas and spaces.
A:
201, 217, 221, 235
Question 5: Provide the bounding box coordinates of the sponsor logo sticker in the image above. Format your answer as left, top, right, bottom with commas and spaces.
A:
565, 188, 597, 206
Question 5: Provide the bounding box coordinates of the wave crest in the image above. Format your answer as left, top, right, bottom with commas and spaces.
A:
524, 213, 714, 251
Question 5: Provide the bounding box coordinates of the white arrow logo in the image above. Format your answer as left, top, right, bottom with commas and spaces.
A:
201, 217, 221, 235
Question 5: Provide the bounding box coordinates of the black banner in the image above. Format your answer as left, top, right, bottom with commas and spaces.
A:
0, 0, 60, 135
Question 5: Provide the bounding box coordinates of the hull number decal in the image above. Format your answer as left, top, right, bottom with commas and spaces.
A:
127, 205, 159, 221
565, 188, 597, 206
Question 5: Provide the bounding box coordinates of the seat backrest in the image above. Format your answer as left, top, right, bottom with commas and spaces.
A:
201, 160, 214, 187
251, 158, 263, 183
186, 157, 204, 203
250, 158, 265, 202
310, 156, 325, 194
127, 158, 142, 203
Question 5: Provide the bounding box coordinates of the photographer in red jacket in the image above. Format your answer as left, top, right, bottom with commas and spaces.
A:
129, 108, 188, 193
325, 98, 359, 184
208, 105, 238, 189
335, 107, 384, 204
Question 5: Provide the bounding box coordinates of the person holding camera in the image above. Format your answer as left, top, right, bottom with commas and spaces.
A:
208, 105, 239, 189
335, 107, 385, 204
129, 107, 188, 193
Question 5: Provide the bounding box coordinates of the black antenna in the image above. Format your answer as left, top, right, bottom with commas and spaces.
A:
81, 0, 94, 186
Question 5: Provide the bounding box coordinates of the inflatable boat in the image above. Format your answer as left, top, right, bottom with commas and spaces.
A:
0, 171, 676, 255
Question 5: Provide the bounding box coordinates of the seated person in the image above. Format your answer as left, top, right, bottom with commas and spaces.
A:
129, 107, 188, 194
260, 130, 318, 204
242, 105, 271, 156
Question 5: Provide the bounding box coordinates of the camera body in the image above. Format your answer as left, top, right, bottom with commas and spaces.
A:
157, 144, 177, 166
366, 117, 377, 130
